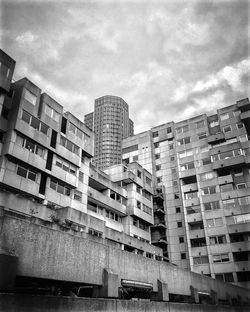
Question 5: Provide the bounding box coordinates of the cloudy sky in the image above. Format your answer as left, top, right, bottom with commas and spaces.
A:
1, 0, 249, 133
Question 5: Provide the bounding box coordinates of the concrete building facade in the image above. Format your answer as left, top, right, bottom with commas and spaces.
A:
84, 95, 134, 170
0, 49, 250, 307
122, 98, 250, 290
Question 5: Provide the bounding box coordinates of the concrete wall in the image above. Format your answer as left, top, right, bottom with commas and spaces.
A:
1, 212, 250, 303
0, 294, 249, 312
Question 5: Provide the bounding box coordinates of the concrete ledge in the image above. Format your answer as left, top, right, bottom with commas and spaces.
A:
0, 294, 250, 312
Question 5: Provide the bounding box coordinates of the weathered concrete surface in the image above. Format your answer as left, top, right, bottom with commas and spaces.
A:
0, 294, 249, 312
1, 213, 250, 302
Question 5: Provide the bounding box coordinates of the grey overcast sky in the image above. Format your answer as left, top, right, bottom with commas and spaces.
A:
1, 0, 249, 133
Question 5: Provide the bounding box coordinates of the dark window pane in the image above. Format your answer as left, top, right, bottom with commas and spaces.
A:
22, 110, 31, 124
17, 166, 27, 178
31, 116, 40, 130
28, 170, 36, 181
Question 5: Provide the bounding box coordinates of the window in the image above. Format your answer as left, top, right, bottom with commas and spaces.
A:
196, 120, 205, 129
237, 122, 244, 129
167, 127, 172, 133
21, 110, 49, 135
177, 221, 182, 228
180, 162, 194, 171
156, 165, 161, 171
60, 135, 79, 155
213, 253, 229, 263
193, 256, 209, 265
174, 193, 180, 199
152, 131, 159, 138
79, 171, 84, 182
171, 168, 177, 174
74, 190, 82, 202
186, 206, 201, 214
170, 156, 175, 161
185, 191, 198, 200
122, 144, 138, 154
105, 210, 122, 223
50, 178, 71, 196
210, 120, 219, 127
137, 170, 142, 178
223, 125, 232, 133
212, 148, 243, 161
55, 156, 76, 175
155, 153, 160, 159
143, 204, 152, 215
204, 201, 220, 211
16, 134, 45, 157
173, 180, 178, 186
201, 186, 216, 195
176, 125, 189, 134
209, 235, 226, 245
45, 104, 60, 122
177, 137, 190, 146
169, 143, 173, 150
179, 236, 184, 243
206, 217, 223, 228
0, 61, 10, 78
146, 176, 152, 186
154, 142, 159, 148
176, 207, 181, 213
178, 149, 193, 158
88, 228, 102, 237
157, 177, 162, 183
220, 113, 229, 120
136, 185, 141, 194
181, 253, 186, 259
216, 273, 234, 283
234, 213, 250, 224
239, 135, 248, 142
236, 183, 247, 189
202, 158, 211, 165
16, 164, 37, 181
24, 89, 37, 105
198, 132, 206, 140
136, 200, 141, 209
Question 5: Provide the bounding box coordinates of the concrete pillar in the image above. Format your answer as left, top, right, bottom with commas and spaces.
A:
97, 268, 119, 298
190, 285, 199, 303
151, 279, 169, 301
210, 289, 218, 305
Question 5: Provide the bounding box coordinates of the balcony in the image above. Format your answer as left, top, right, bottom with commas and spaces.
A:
227, 223, 250, 234
212, 155, 246, 170
153, 206, 165, 215
182, 183, 198, 193
189, 229, 205, 240
231, 242, 250, 252
179, 168, 196, 179
186, 212, 202, 224
151, 234, 168, 246
207, 132, 225, 144
218, 175, 233, 185
241, 110, 250, 120
237, 98, 250, 111
88, 186, 127, 215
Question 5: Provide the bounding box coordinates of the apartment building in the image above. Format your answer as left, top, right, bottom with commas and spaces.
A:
84, 95, 134, 170
0, 49, 162, 261
122, 98, 250, 289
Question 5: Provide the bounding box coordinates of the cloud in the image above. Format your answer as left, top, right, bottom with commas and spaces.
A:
1, 0, 249, 134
